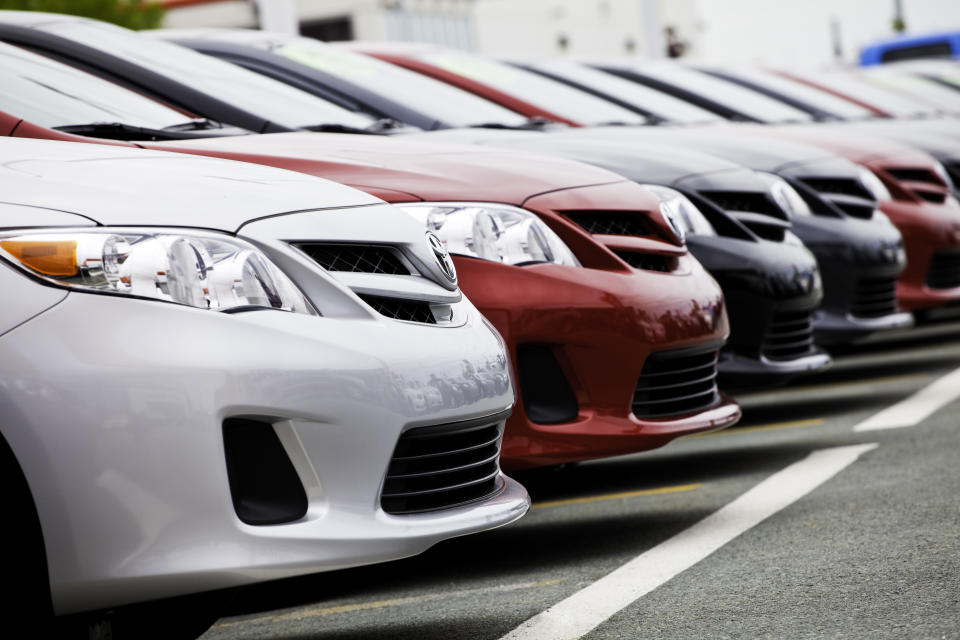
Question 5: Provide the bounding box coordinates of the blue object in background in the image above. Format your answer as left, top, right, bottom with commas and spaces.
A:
860, 31, 960, 66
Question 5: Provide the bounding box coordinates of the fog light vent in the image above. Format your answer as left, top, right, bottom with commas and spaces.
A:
223, 418, 307, 525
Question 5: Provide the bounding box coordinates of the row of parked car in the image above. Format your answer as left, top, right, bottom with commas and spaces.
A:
2, 10, 959, 638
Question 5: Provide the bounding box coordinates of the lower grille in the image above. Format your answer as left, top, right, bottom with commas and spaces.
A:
381, 418, 505, 514
761, 309, 815, 361
633, 347, 719, 419
614, 251, 674, 272
359, 295, 437, 324
927, 250, 960, 289
851, 277, 899, 318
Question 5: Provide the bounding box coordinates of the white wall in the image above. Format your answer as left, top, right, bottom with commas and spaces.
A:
160, 0, 960, 66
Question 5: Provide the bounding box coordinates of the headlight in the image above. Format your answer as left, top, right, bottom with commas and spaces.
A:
0, 228, 315, 314
758, 173, 813, 218
858, 168, 892, 202
639, 184, 715, 239
396, 202, 580, 267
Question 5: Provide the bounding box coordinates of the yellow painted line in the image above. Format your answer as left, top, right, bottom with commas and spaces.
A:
213, 577, 566, 629
532, 483, 700, 510
688, 417, 825, 439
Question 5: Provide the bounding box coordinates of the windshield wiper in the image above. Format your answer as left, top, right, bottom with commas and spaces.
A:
302, 120, 401, 135
468, 117, 567, 131
53, 121, 218, 141
162, 118, 224, 131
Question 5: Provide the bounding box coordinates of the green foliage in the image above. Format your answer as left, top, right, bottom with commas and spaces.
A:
0, 0, 165, 30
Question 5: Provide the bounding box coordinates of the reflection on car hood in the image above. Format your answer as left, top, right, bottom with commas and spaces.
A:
154, 131, 629, 204
0, 138, 382, 230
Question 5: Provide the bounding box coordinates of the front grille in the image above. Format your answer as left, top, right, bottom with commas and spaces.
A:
633, 347, 719, 419
360, 295, 437, 323
564, 211, 656, 236
295, 243, 410, 275
914, 190, 947, 204
740, 221, 786, 242
831, 201, 876, 219
614, 251, 674, 272
799, 178, 873, 200
700, 191, 784, 219
927, 250, 960, 289
381, 419, 504, 514
851, 276, 899, 318
886, 168, 943, 185
761, 309, 815, 361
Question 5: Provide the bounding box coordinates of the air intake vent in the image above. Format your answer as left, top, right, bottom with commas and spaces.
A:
360, 295, 437, 324
614, 251, 674, 272
700, 191, 784, 219
886, 168, 943, 185
564, 211, 657, 236
851, 276, 899, 318
761, 309, 815, 361
633, 346, 720, 419
926, 249, 960, 289
295, 243, 410, 275
799, 178, 873, 200
381, 416, 505, 514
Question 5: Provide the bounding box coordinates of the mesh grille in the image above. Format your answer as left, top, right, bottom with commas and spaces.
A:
633, 347, 719, 419
381, 421, 504, 514
851, 276, 899, 318
296, 243, 409, 275
761, 309, 815, 361
926, 250, 960, 289
359, 295, 437, 324
700, 191, 783, 218
564, 211, 656, 236
614, 251, 674, 272
798, 178, 873, 199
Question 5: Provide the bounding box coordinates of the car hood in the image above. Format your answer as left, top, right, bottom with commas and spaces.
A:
0, 138, 382, 231
411, 127, 766, 187
751, 123, 940, 165
553, 125, 834, 173
153, 131, 629, 205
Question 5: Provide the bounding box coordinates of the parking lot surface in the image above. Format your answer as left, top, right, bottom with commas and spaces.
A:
201, 319, 960, 640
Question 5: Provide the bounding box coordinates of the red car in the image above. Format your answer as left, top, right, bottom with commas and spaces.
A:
0, 39, 740, 470
354, 44, 960, 312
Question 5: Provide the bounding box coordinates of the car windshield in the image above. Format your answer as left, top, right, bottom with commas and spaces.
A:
266, 38, 530, 128
521, 59, 723, 125
711, 67, 877, 120
862, 68, 960, 114
623, 62, 815, 123
0, 41, 200, 130
786, 69, 940, 118
41, 20, 376, 130
415, 50, 647, 126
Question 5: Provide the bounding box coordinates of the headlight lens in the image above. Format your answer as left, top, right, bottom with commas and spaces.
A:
0, 228, 315, 314
858, 168, 892, 202
759, 174, 813, 218
639, 184, 715, 238
396, 202, 580, 266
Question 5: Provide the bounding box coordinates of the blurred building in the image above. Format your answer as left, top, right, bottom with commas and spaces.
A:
159, 0, 960, 66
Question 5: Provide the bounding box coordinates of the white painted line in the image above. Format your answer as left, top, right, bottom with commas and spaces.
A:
854, 365, 960, 432
499, 443, 877, 640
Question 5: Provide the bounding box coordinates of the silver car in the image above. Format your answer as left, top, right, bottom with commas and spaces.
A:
0, 138, 528, 638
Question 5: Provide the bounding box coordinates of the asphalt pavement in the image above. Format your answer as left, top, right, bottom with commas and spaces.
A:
200, 318, 960, 640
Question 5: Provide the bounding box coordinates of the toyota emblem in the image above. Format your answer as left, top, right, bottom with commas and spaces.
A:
426, 232, 457, 284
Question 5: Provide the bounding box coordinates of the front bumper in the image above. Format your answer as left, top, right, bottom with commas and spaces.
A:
881, 200, 960, 311
455, 254, 740, 471
0, 290, 528, 615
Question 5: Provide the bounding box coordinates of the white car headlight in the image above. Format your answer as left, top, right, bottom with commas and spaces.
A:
639, 184, 715, 239
858, 168, 893, 202
397, 202, 580, 267
0, 228, 315, 314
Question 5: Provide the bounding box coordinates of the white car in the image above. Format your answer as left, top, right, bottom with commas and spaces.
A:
0, 138, 528, 638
